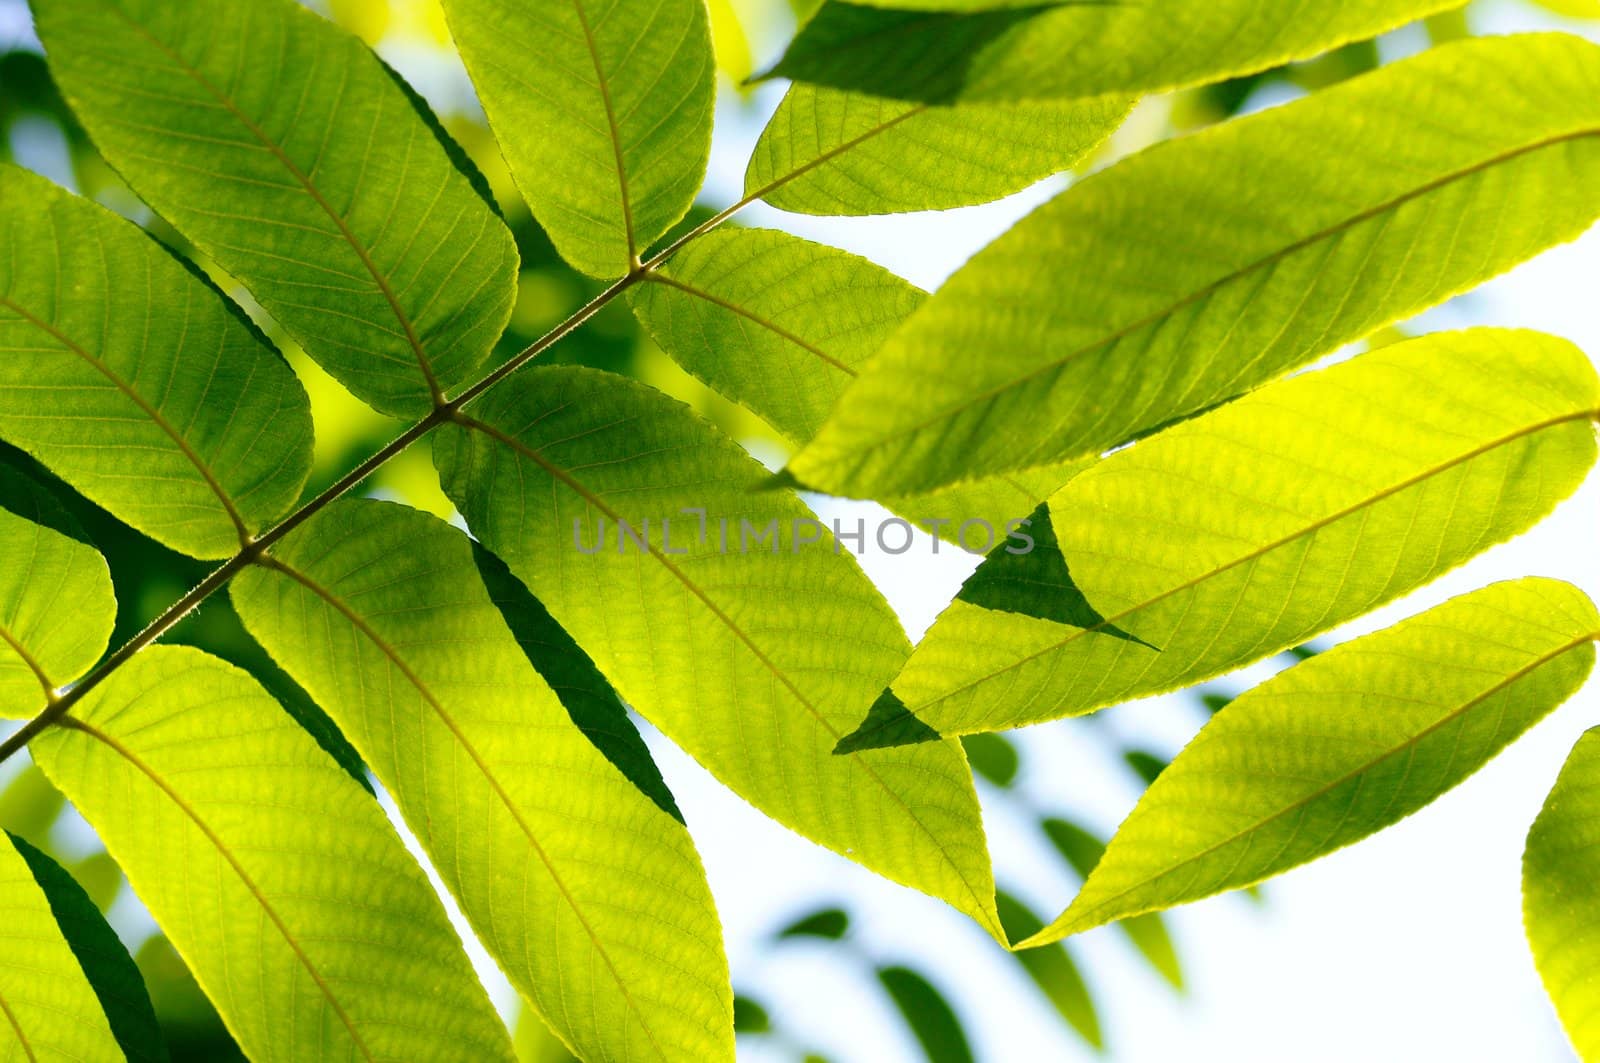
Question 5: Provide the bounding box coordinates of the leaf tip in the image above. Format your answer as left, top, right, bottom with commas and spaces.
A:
833, 689, 942, 753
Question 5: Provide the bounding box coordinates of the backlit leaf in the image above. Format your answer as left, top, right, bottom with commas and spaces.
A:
31, 646, 518, 1063
1029, 578, 1599, 944
0, 500, 113, 717
632, 228, 921, 442
631, 227, 1090, 532
746, 85, 1129, 216
1525, 727, 1600, 1060
786, 34, 1600, 498
766, 0, 1461, 102
0, 164, 312, 558
0, 830, 125, 1062
433, 367, 1003, 938
35, 0, 519, 416
8, 832, 167, 1062
234, 499, 733, 1063
846, 329, 1597, 745
443, 0, 715, 277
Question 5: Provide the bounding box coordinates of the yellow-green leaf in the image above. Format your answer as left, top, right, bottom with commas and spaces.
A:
443, 0, 714, 277
846, 329, 1598, 747
0, 831, 124, 1062
35, 0, 519, 417
0, 500, 113, 718
746, 85, 1129, 216
0, 164, 313, 558
31, 646, 517, 1063
7, 832, 168, 1062
233, 499, 733, 1063
786, 33, 1600, 498
433, 367, 1003, 939
1525, 727, 1600, 1059
632, 227, 924, 442
766, 0, 1462, 102
1029, 578, 1599, 945
630, 227, 1091, 533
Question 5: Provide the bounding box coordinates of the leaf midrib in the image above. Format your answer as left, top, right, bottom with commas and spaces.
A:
0, 618, 56, 704
648, 269, 1055, 504
1037, 628, 1600, 941
256, 555, 672, 1063
643, 273, 859, 375
0, 987, 38, 1063
107, 5, 445, 402
570, 0, 638, 269
455, 412, 1004, 939
827, 125, 1600, 469
0, 294, 250, 546
883, 407, 1600, 731
58, 716, 378, 1063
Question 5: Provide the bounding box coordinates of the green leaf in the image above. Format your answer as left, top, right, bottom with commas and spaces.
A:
765, 0, 1462, 102
31, 646, 518, 1063
1038, 817, 1182, 990
35, 0, 519, 417
0, 500, 114, 717
949, 502, 1130, 633
0, 831, 125, 1062
1525, 727, 1600, 1060
433, 367, 1003, 939
960, 733, 1018, 788
632, 228, 922, 443
8, 833, 168, 1063
442, 0, 714, 277
1028, 577, 1600, 945
785, 33, 1600, 498
745, 84, 1129, 216
874, 965, 972, 1063
0, 164, 313, 558
731, 995, 771, 1035
848, 329, 1599, 745
630, 227, 1087, 532
776, 907, 851, 941
471, 541, 685, 824
995, 890, 1100, 1050
232, 499, 732, 1063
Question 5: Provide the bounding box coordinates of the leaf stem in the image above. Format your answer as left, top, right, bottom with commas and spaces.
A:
0, 248, 716, 766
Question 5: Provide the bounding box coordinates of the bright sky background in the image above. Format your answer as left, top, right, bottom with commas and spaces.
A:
3, 1, 1598, 1060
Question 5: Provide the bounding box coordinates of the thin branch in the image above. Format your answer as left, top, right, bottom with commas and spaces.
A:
0, 179, 772, 768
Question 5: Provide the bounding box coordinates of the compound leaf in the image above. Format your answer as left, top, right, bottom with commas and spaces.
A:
433, 367, 1002, 939
786, 34, 1600, 498
847, 329, 1598, 745
443, 0, 715, 277
31, 646, 517, 1063
0, 831, 126, 1062
233, 499, 732, 1063
35, 0, 519, 417
0, 164, 312, 558
1029, 578, 1599, 945
1525, 727, 1600, 1060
